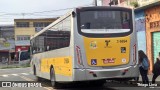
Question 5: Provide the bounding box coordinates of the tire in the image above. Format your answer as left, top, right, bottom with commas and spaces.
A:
33, 65, 43, 81
33, 65, 36, 75
50, 67, 58, 88
89, 80, 106, 87
134, 77, 139, 82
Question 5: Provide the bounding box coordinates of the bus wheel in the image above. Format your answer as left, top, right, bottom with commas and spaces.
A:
33, 65, 36, 75
90, 80, 106, 87
34, 65, 42, 81
50, 67, 58, 88
134, 77, 139, 82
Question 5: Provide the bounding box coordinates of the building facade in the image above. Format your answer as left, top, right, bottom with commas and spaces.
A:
145, 4, 160, 65
121, 0, 160, 72
102, 0, 137, 7
14, 18, 57, 60
102, 0, 160, 72
0, 25, 15, 63
135, 11, 147, 53
102, 0, 160, 7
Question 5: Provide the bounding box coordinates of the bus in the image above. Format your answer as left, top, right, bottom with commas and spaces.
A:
30, 6, 139, 87
18, 50, 30, 64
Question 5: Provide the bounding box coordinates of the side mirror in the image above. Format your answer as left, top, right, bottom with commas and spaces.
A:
72, 11, 76, 18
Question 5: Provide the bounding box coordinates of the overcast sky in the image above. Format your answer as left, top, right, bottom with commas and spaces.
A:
0, 0, 102, 25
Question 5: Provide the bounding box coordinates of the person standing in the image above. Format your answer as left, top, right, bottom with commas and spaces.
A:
152, 52, 160, 84
138, 50, 149, 84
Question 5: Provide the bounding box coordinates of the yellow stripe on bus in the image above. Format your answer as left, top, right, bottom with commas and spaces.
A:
41, 56, 72, 76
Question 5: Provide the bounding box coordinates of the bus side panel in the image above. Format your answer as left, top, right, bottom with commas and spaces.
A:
71, 14, 87, 81
41, 56, 73, 77
31, 48, 73, 82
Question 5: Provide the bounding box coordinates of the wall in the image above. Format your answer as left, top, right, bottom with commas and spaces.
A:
0, 26, 15, 51
145, 5, 160, 70
14, 18, 57, 41
102, 0, 111, 5
138, 0, 159, 6
135, 11, 147, 53
14, 27, 35, 40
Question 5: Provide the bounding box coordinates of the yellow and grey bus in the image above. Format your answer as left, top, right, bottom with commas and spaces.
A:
30, 6, 139, 87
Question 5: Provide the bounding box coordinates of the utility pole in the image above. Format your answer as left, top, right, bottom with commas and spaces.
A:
94, 0, 97, 6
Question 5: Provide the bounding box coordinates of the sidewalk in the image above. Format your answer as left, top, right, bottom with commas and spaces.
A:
0, 63, 20, 69
139, 74, 160, 83
0, 62, 30, 69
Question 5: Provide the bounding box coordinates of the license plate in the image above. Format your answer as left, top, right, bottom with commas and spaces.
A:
103, 59, 115, 64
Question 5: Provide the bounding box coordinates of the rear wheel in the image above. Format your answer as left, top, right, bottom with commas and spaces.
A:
33, 65, 36, 75
134, 77, 139, 82
50, 67, 59, 88
33, 65, 42, 81
89, 80, 106, 87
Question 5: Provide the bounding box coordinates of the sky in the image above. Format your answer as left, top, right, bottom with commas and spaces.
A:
0, 0, 102, 25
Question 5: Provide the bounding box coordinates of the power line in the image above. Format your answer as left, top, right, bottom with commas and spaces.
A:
0, 3, 93, 23
0, 4, 92, 16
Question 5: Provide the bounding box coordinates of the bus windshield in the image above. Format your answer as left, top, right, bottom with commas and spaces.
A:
79, 10, 132, 34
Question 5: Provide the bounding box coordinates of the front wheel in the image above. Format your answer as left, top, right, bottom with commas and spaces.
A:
50, 68, 59, 88
134, 77, 139, 82
89, 80, 106, 87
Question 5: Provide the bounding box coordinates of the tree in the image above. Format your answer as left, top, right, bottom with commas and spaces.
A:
130, 1, 139, 8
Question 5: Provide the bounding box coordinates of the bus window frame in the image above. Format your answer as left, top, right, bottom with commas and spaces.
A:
76, 7, 133, 38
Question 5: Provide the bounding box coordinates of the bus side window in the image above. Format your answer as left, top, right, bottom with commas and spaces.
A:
122, 12, 130, 29
81, 22, 90, 29
85, 23, 90, 29
32, 48, 35, 54
47, 46, 49, 51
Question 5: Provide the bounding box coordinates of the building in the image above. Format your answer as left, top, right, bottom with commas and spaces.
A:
139, 1, 160, 71
0, 25, 15, 63
102, 0, 160, 72
102, 0, 160, 7
102, 0, 138, 7
14, 18, 57, 60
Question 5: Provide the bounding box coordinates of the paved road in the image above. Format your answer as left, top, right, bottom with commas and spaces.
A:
0, 67, 160, 90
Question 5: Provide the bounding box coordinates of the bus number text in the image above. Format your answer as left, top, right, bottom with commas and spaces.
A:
117, 40, 127, 43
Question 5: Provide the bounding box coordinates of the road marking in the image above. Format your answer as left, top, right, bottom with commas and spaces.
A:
11, 74, 19, 76
0, 73, 53, 90
19, 75, 53, 90
2, 75, 8, 77
43, 87, 53, 90
21, 73, 29, 75
19, 76, 34, 81
0, 73, 30, 77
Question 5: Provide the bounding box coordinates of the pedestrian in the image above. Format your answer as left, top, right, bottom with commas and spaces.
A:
138, 50, 149, 84
152, 52, 160, 84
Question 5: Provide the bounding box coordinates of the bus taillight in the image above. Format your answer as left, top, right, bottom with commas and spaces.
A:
133, 44, 137, 65
76, 46, 83, 66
